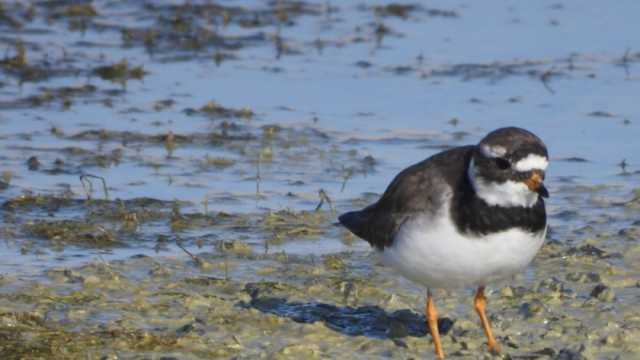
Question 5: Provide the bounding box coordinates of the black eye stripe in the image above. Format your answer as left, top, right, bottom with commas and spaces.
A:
494, 158, 510, 170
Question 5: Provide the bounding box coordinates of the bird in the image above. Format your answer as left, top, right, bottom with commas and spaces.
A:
339, 127, 549, 358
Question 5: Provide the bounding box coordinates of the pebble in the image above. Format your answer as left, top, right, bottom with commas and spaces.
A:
83, 275, 101, 287
590, 284, 615, 302
565, 271, 601, 283
499, 286, 514, 298
618, 226, 640, 240
519, 299, 544, 318
555, 348, 586, 360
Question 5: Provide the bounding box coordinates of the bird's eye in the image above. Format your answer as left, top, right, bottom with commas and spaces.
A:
494, 158, 510, 170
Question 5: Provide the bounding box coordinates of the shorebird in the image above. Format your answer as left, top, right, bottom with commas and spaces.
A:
339, 127, 549, 358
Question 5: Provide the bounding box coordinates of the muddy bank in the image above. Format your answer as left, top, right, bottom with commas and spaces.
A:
1, 227, 639, 358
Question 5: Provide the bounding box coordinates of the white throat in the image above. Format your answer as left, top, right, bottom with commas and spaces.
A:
468, 159, 539, 207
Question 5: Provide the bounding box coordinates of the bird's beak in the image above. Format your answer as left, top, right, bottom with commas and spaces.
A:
524, 170, 549, 198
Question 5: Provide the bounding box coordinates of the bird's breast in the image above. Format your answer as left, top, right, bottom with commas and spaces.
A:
380, 212, 546, 288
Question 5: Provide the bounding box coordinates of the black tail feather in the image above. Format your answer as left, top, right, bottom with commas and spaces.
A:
338, 210, 373, 244
338, 211, 363, 233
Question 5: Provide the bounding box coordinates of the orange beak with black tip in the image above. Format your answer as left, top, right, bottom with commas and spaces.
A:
524, 170, 549, 198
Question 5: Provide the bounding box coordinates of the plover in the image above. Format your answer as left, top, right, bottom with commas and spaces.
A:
339, 127, 549, 358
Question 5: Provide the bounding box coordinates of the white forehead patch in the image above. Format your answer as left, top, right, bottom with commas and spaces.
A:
480, 145, 507, 158
514, 154, 548, 172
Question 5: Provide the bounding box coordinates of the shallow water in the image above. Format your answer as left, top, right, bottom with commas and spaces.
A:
0, 1, 639, 358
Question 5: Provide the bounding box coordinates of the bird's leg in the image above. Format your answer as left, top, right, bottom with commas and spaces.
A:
474, 286, 500, 353
426, 289, 445, 359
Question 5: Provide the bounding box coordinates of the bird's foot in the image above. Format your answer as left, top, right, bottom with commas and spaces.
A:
487, 340, 501, 354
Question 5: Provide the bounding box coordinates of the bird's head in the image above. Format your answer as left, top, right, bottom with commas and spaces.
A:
469, 127, 549, 208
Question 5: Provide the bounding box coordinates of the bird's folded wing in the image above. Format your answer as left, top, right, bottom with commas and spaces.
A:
339, 146, 473, 249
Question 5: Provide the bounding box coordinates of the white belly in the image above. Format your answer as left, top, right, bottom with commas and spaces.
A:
380, 214, 546, 289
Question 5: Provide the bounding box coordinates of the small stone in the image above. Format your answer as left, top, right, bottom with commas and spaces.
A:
519, 299, 544, 318
454, 319, 476, 331
555, 347, 586, 360
306, 283, 326, 295
27, 156, 40, 171
459, 339, 480, 350
149, 265, 171, 278
278, 343, 320, 356
83, 275, 101, 287
590, 284, 615, 302
500, 286, 514, 298
566, 272, 601, 283
322, 255, 345, 271
601, 334, 622, 346
618, 226, 640, 240
223, 240, 252, 256
538, 277, 565, 293
590, 284, 607, 297
383, 293, 410, 311
67, 309, 88, 321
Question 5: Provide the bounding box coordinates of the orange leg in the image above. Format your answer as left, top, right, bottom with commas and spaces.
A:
426, 289, 445, 359
474, 286, 501, 354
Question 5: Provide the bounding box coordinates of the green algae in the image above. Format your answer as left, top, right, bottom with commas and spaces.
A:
93, 60, 148, 83
262, 209, 328, 239
198, 101, 254, 119
60, 4, 98, 18
25, 220, 118, 246
2, 193, 75, 211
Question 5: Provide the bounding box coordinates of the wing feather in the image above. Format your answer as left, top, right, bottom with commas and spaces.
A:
338, 146, 474, 249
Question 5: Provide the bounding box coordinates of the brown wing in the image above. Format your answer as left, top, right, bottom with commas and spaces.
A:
339, 146, 473, 249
